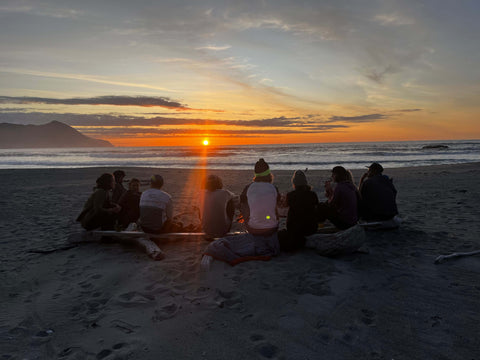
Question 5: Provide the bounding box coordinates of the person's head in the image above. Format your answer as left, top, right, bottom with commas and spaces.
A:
150, 174, 164, 189
113, 170, 125, 183
205, 174, 223, 192
331, 166, 350, 183
96, 173, 115, 190
367, 162, 384, 176
128, 178, 140, 192
253, 158, 273, 183
292, 170, 310, 190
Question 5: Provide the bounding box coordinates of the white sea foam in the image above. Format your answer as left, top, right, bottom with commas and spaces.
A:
0, 140, 479, 169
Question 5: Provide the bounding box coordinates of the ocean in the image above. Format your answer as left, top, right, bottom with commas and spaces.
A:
0, 140, 479, 170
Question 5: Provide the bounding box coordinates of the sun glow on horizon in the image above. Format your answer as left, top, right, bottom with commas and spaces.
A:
203, 139, 209, 146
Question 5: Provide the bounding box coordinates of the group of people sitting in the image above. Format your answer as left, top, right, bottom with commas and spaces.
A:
76, 158, 398, 264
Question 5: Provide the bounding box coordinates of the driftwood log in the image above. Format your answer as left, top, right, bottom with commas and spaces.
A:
305, 224, 366, 256
434, 250, 480, 264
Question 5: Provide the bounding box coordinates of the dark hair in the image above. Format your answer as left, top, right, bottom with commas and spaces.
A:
113, 170, 125, 181
129, 178, 140, 185
205, 175, 223, 191
96, 173, 114, 190
331, 166, 350, 183
150, 174, 164, 189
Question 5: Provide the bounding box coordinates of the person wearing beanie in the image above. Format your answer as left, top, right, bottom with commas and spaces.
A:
202, 158, 281, 266
278, 170, 319, 251
139, 174, 173, 233
358, 162, 398, 221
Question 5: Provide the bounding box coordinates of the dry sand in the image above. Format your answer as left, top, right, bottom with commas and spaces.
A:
1, 163, 480, 359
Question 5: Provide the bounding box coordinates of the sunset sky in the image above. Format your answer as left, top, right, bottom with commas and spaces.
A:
1, 0, 479, 147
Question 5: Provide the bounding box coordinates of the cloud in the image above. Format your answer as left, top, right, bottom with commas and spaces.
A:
0, 112, 327, 129
395, 108, 422, 113
0, 68, 179, 92
361, 65, 399, 84
196, 45, 232, 51
374, 14, 414, 26
328, 113, 388, 123
0, 95, 189, 109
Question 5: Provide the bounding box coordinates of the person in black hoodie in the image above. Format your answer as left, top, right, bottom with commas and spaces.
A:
278, 170, 319, 251
358, 162, 398, 221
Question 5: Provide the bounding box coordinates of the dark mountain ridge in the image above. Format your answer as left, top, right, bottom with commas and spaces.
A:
0, 121, 113, 148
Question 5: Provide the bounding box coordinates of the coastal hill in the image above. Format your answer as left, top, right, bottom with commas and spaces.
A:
0, 121, 113, 148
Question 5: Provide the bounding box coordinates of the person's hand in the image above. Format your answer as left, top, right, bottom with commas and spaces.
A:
111, 204, 122, 213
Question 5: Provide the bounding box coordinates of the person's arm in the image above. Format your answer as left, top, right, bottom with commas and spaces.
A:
165, 198, 173, 221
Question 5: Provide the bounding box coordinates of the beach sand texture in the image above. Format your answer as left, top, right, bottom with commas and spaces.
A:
1, 163, 480, 359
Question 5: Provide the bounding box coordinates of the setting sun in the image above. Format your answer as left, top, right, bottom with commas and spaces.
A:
203, 139, 209, 146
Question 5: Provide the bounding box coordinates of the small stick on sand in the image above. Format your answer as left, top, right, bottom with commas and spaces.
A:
434, 250, 480, 264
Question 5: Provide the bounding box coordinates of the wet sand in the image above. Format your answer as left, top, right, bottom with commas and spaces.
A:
1, 163, 480, 359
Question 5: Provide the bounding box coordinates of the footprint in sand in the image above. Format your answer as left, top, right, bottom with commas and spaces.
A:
215, 289, 245, 311
361, 308, 376, 326
254, 343, 279, 359
152, 303, 179, 322
117, 291, 155, 307
110, 319, 139, 334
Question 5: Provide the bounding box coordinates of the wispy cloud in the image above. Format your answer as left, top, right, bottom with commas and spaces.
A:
374, 14, 414, 26
0, 68, 179, 93
0, 96, 189, 109
328, 114, 388, 123
196, 45, 232, 51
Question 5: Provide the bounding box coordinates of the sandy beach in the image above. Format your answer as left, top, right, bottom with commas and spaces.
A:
1, 163, 480, 360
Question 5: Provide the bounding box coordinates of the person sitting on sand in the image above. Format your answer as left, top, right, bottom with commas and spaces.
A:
358, 162, 398, 221
317, 166, 359, 230
139, 174, 173, 234
202, 158, 281, 266
201, 174, 236, 238
278, 170, 319, 252
118, 178, 142, 228
76, 173, 122, 231
112, 170, 127, 203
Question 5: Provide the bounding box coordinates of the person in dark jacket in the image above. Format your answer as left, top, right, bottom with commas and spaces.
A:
112, 170, 126, 203
76, 173, 121, 230
358, 162, 398, 221
278, 170, 319, 251
317, 166, 359, 229
118, 178, 142, 227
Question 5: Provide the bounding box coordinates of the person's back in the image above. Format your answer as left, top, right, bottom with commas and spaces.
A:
112, 170, 126, 203
360, 174, 398, 221
139, 175, 172, 233
287, 186, 319, 236
241, 181, 279, 235
118, 178, 141, 227
77, 173, 121, 230
202, 188, 235, 237
331, 181, 359, 227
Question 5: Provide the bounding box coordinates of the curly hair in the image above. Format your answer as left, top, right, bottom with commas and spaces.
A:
96, 173, 114, 190
205, 175, 223, 191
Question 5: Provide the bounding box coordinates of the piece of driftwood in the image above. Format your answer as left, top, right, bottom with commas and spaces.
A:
28, 245, 78, 254
358, 216, 402, 230
133, 237, 165, 260
68, 231, 165, 260
434, 250, 480, 264
91, 230, 244, 239
305, 224, 366, 256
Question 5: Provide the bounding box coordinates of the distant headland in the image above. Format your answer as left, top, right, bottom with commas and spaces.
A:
0, 121, 113, 148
